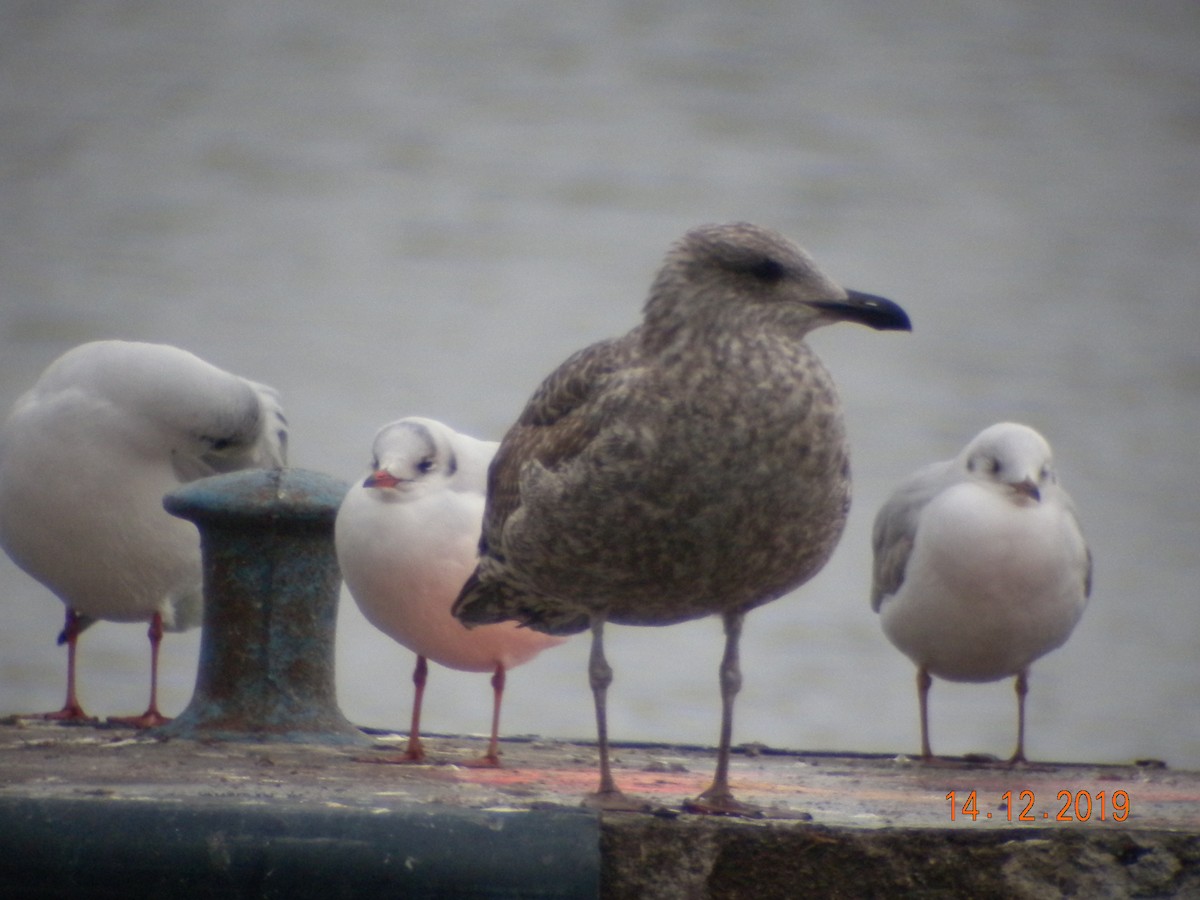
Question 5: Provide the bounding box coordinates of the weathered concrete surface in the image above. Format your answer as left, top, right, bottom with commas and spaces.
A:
0, 718, 1196, 898
601, 816, 1199, 900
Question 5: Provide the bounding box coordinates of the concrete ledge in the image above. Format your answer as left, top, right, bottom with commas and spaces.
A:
1, 720, 1196, 898
602, 816, 1198, 899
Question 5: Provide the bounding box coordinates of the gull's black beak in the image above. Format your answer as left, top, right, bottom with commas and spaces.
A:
1012, 479, 1042, 503
809, 290, 912, 332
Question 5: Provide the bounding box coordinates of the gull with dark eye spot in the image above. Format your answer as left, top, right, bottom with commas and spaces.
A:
871, 422, 1092, 763
453, 222, 911, 814
335, 417, 566, 767
0, 340, 287, 727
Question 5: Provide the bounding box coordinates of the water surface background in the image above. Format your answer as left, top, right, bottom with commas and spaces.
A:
2, 1, 1197, 769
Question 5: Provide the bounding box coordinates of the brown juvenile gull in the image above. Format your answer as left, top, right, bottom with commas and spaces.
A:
0, 340, 287, 727
871, 422, 1091, 763
453, 222, 911, 814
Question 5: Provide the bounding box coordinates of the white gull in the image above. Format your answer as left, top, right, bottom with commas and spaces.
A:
871, 422, 1092, 762
335, 417, 565, 766
0, 340, 287, 727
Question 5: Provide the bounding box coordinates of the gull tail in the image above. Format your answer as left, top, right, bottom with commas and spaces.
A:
452, 567, 590, 637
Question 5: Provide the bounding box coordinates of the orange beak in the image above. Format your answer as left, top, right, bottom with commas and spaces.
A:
363, 470, 402, 489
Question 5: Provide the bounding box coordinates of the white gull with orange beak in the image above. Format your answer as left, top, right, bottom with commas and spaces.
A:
871, 422, 1092, 762
335, 417, 565, 766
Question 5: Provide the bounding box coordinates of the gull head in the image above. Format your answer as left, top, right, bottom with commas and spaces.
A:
642, 222, 911, 345
959, 422, 1057, 505
361, 417, 458, 496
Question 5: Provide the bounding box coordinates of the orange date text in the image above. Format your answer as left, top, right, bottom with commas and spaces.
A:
946, 789, 1130, 823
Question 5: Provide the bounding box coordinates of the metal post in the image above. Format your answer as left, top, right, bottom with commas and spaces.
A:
158, 468, 368, 745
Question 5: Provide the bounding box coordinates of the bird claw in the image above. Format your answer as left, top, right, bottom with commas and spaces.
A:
107, 710, 172, 729
682, 789, 764, 818
582, 789, 657, 814
34, 705, 97, 724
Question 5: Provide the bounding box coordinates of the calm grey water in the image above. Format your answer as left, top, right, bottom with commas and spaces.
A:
2, 1, 1197, 769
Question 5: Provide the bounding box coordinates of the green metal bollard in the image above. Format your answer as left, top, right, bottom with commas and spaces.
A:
158, 468, 369, 745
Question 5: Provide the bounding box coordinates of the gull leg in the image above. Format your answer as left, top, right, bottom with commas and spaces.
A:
1009, 669, 1029, 764
360, 655, 432, 765
918, 666, 934, 759
109, 612, 171, 729
582, 616, 648, 811
462, 663, 505, 768
684, 611, 761, 817
404, 655, 430, 761
37, 609, 95, 723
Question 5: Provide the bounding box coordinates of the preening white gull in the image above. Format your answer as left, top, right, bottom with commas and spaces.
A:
335, 417, 565, 766
0, 340, 287, 727
871, 422, 1092, 762
454, 222, 911, 814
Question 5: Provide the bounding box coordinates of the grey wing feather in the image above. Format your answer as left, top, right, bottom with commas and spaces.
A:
57, 615, 98, 644
870, 460, 950, 612
1057, 487, 1094, 599
1083, 545, 1094, 598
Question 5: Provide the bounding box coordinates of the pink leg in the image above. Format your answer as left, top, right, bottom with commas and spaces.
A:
109, 612, 171, 728
37, 609, 95, 722
403, 655, 429, 761
462, 664, 506, 768
357, 655, 432, 765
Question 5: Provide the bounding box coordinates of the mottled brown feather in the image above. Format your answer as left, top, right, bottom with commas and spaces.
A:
481, 333, 639, 547
455, 222, 910, 636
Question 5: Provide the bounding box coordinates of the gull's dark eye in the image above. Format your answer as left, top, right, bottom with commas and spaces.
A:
417, 457, 436, 475
967, 454, 1001, 476
748, 256, 786, 284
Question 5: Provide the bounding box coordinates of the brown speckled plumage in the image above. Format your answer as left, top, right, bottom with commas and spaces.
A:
454, 222, 910, 812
